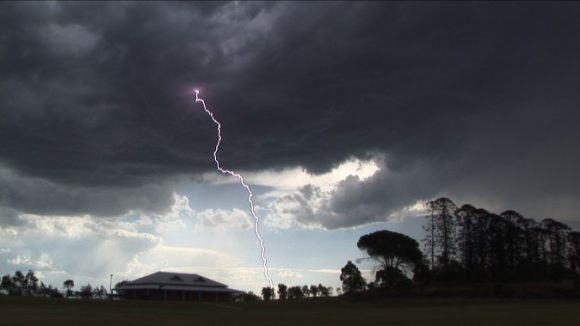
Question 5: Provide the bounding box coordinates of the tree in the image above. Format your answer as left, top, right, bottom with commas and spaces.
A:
412, 261, 432, 285
261, 287, 275, 301
12, 271, 25, 296
568, 231, 580, 276
472, 208, 491, 274
375, 267, 411, 287
24, 270, 38, 296
63, 279, 75, 297
309, 284, 319, 297
487, 214, 509, 280
318, 284, 330, 297
93, 285, 108, 299
421, 197, 580, 283
277, 283, 287, 300
340, 261, 366, 293
42, 284, 63, 298
423, 202, 437, 270
500, 210, 525, 272
529, 225, 549, 274
357, 230, 423, 287
80, 284, 93, 298
456, 204, 477, 275
542, 218, 571, 269
238, 291, 260, 301
425, 198, 457, 270
1, 274, 14, 295
301, 285, 310, 297
287, 286, 304, 299
518, 217, 538, 275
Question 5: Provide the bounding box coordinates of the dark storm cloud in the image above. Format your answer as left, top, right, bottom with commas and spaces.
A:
1, 2, 580, 223
0, 166, 174, 218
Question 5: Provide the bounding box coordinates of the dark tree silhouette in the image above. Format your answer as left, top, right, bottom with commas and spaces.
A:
287, 286, 304, 299
302, 285, 310, 297
500, 210, 524, 272
63, 279, 74, 297
0, 271, 66, 298
568, 231, 580, 275
542, 219, 571, 269
358, 230, 423, 271
471, 208, 491, 274
309, 284, 319, 297
340, 261, 366, 293
425, 198, 457, 270
238, 291, 260, 301
358, 230, 423, 287
261, 286, 275, 301
11, 271, 25, 296
0, 274, 14, 295
319, 284, 331, 297
423, 203, 437, 270
80, 284, 93, 298
421, 197, 580, 283
518, 217, 538, 274
23, 270, 38, 296
90, 285, 106, 299
277, 283, 287, 300
456, 204, 477, 277
487, 213, 509, 280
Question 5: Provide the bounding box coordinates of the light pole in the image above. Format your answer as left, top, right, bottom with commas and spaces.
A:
109, 274, 113, 299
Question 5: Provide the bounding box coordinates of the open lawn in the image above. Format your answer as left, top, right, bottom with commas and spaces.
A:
1, 296, 579, 326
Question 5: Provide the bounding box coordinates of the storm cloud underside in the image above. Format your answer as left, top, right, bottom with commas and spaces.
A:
1, 2, 580, 229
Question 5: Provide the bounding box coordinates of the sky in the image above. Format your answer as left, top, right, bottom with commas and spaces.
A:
1, 1, 580, 294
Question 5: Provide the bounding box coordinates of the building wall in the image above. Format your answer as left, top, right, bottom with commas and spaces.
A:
119, 289, 232, 302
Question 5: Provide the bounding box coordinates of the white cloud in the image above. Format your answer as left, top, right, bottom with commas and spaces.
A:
308, 269, 340, 275
7, 253, 55, 270
202, 158, 383, 230
276, 268, 303, 280
7, 255, 33, 266
263, 158, 441, 230
263, 197, 297, 229
138, 245, 238, 270
195, 208, 252, 230
0, 195, 194, 280
387, 200, 428, 221
0, 227, 18, 237
37, 253, 55, 269
138, 193, 190, 233
203, 158, 380, 192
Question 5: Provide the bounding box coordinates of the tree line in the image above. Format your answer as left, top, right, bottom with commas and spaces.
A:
260, 283, 336, 301
336, 197, 580, 296
0, 270, 108, 299
422, 197, 580, 283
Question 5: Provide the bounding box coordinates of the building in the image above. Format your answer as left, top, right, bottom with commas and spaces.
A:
115, 271, 241, 301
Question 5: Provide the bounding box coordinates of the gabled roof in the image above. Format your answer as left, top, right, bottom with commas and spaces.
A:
115, 271, 243, 293
125, 271, 228, 288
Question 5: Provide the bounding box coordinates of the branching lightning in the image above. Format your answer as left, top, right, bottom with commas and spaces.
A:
194, 89, 274, 289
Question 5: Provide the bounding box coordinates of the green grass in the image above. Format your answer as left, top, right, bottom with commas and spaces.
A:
1, 296, 579, 325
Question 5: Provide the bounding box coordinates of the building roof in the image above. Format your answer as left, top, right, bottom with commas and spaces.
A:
115, 271, 240, 293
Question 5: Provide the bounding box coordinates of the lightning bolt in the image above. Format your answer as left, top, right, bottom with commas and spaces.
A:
194, 89, 274, 289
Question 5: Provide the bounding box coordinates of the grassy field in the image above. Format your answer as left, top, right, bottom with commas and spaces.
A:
1, 296, 579, 326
